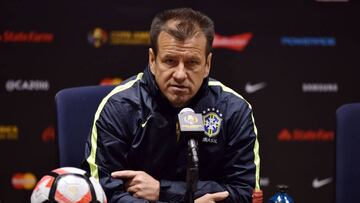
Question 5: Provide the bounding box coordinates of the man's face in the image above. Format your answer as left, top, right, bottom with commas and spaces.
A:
149, 31, 212, 108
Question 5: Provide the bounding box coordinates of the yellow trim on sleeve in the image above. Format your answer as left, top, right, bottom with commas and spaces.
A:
87, 73, 143, 180
208, 80, 260, 189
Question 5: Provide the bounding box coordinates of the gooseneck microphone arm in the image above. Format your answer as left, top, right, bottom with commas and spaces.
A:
185, 138, 199, 203
178, 108, 204, 203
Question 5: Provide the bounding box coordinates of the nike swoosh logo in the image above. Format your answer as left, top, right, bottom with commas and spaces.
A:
141, 115, 152, 128
245, 82, 266, 94
312, 177, 332, 188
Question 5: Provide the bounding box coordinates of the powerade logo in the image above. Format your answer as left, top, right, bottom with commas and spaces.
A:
5, 79, 50, 92
281, 36, 336, 47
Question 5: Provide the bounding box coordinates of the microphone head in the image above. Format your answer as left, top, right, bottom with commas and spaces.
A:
178, 108, 204, 134
180, 107, 194, 114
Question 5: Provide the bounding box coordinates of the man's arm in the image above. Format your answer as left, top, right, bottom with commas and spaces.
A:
83, 99, 158, 203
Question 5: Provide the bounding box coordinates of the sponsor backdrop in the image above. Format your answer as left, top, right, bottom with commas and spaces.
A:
1, 1, 359, 202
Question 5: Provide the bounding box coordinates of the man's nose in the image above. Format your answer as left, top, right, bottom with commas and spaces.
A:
173, 63, 187, 82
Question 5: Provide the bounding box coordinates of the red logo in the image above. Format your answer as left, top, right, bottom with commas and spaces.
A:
0, 30, 54, 43
212, 33, 252, 52
12, 172, 37, 190
42, 125, 55, 142
100, 77, 123, 86
278, 128, 334, 142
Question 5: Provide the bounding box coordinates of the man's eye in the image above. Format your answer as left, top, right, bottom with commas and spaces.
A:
188, 60, 200, 66
164, 59, 176, 65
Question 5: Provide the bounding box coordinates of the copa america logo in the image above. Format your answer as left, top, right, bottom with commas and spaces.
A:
183, 114, 198, 125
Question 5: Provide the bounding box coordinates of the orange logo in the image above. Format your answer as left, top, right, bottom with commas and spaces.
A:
0, 125, 19, 140
12, 172, 37, 190
278, 128, 334, 142
213, 33, 252, 52
100, 77, 123, 86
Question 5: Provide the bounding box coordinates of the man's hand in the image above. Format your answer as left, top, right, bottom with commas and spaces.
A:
111, 170, 160, 201
195, 191, 229, 203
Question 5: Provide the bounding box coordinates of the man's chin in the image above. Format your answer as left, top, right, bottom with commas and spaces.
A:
169, 98, 189, 108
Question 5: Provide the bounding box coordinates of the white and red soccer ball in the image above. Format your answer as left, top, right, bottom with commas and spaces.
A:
31, 167, 107, 203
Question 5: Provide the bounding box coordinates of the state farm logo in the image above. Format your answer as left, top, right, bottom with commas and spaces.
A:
100, 77, 123, 85
0, 125, 19, 140
0, 30, 54, 43
213, 32, 252, 52
12, 172, 37, 190
42, 125, 55, 142
5, 79, 50, 92
302, 83, 338, 93
88, 27, 150, 48
278, 128, 334, 142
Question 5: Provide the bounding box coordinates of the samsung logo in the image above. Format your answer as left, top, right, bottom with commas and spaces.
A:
5, 79, 50, 92
302, 83, 338, 93
281, 37, 336, 47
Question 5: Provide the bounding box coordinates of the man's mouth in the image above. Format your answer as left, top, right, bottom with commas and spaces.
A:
170, 85, 188, 92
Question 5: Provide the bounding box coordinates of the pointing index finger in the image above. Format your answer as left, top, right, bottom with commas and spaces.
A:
111, 170, 139, 178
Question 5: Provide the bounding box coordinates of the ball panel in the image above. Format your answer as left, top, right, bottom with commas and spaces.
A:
56, 175, 90, 202
52, 167, 87, 176
30, 175, 54, 203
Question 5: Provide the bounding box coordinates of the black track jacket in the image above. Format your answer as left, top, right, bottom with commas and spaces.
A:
83, 67, 260, 203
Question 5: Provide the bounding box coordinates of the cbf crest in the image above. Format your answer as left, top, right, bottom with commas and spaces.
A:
203, 108, 223, 137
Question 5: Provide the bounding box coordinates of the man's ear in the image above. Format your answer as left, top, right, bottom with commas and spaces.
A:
149, 48, 156, 74
204, 53, 212, 78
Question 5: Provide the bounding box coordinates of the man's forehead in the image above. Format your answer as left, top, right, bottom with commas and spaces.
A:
157, 32, 206, 54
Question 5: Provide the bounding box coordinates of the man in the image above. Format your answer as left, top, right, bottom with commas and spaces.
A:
83, 8, 260, 203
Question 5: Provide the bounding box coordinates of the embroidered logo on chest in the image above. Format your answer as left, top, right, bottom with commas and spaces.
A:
202, 108, 223, 138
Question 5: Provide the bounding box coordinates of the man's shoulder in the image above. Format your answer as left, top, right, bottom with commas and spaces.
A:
208, 78, 245, 101
103, 72, 146, 104
207, 78, 252, 111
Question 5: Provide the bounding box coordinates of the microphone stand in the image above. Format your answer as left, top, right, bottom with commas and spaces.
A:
185, 139, 199, 203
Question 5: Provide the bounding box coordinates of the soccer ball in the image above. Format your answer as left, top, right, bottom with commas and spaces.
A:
31, 167, 107, 203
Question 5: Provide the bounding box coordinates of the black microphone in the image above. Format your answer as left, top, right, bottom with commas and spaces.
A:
178, 107, 204, 203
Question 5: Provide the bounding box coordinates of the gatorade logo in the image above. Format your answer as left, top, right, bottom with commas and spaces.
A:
12, 172, 37, 190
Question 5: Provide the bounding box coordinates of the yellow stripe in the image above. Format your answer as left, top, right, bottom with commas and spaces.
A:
87, 72, 143, 180
208, 80, 260, 189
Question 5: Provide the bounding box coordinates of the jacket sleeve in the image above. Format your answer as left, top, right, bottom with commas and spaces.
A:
83, 99, 169, 203
159, 102, 260, 203
221, 102, 260, 202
